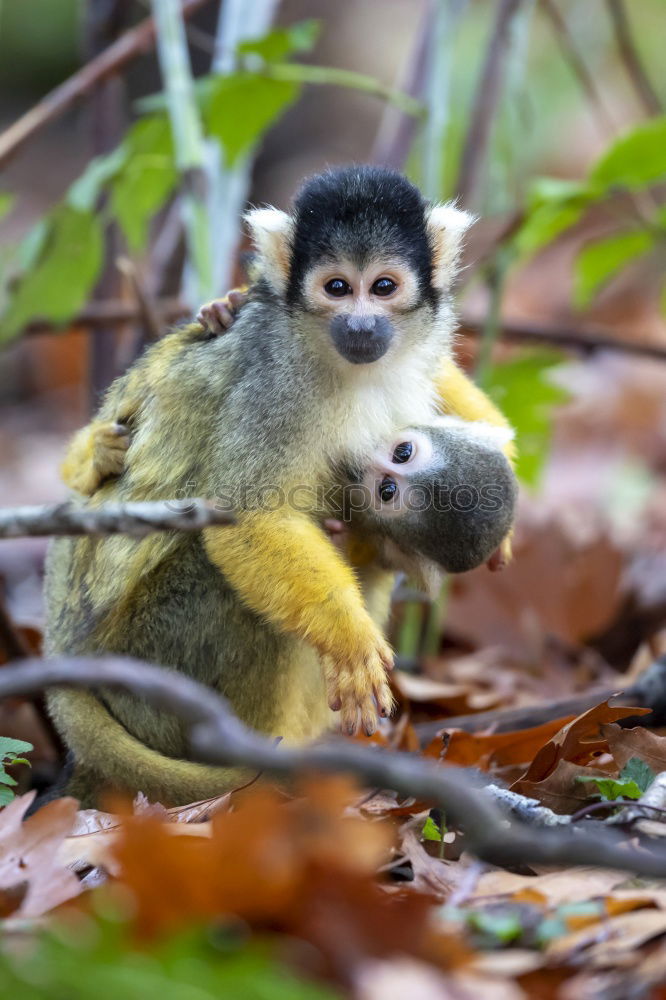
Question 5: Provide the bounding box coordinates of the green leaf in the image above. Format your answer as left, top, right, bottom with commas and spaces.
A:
620, 756, 656, 793
110, 116, 178, 253
576, 775, 643, 801
590, 116, 666, 191
0, 785, 15, 806
422, 816, 443, 842
0, 770, 18, 787
238, 19, 321, 63
574, 230, 653, 308
67, 145, 128, 213
469, 910, 523, 944
206, 73, 300, 166
0, 206, 103, 345
0, 736, 34, 758
0, 193, 14, 222
483, 350, 570, 488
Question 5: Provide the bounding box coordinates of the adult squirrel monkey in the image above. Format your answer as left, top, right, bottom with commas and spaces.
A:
47, 165, 516, 806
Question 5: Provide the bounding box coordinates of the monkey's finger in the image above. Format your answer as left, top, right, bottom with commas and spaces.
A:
227, 289, 248, 312
373, 680, 395, 720
323, 518, 346, 537
112, 422, 131, 437
360, 696, 379, 736
340, 698, 360, 736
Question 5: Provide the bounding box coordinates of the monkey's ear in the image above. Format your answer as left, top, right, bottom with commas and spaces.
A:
426, 203, 476, 289
244, 207, 294, 294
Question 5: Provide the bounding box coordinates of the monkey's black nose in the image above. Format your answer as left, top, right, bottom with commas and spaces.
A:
329, 314, 393, 364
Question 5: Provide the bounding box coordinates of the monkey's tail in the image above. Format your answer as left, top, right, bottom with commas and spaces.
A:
46, 688, 256, 808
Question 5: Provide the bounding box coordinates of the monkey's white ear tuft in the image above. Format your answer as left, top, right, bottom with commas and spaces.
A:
426, 202, 476, 289
244, 207, 294, 294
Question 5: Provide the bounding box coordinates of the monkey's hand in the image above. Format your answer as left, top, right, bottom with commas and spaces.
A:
60, 421, 130, 496
196, 288, 248, 334
203, 511, 394, 735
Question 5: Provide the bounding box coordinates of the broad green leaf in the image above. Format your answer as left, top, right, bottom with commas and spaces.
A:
514, 197, 590, 258
0, 785, 15, 806
238, 19, 321, 63
422, 816, 443, 842
0, 736, 33, 758
67, 145, 128, 213
0, 769, 17, 787
483, 350, 570, 488
0, 206, 103, 345
620, 756, 656, 793
590, 116, 666, 191
206, 73, 300, 166
110, 116, 178, 252
0, 193, 14, 222
576, 774, 643, 801
574, 230, 653, 308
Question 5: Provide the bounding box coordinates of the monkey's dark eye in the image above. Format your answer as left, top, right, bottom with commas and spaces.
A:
392, 441, 413, 464
371, 277, 397, 297
324, 278, 352, 297
378, 475, 398, 503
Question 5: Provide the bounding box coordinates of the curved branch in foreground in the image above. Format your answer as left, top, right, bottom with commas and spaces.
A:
0, 500, 234, 539
3, 656, 666, 878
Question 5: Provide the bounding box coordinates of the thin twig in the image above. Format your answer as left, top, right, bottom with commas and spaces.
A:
0, 500, 234, 540
455, 0, 524, 208
0, 0, 214, 170
3, 655, 666, 877
540, 0, 616, 136
605, 0, 662, 116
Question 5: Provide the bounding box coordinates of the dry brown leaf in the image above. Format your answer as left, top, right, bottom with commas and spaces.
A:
0, 792, 81, 918
394, 828, 459, 899
511, 699, 649, 789
512, 759, 610, 814
547, 909, 666, 963
473, 867, 631, 906
602, 723, 666, 773
392, 670, 501, 716
424, 715, 576, 771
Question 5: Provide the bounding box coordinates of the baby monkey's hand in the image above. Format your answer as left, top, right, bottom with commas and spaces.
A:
196, 289, 248, 334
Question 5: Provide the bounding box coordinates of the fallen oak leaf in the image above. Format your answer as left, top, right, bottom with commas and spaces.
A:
511, 699, 650, 789
0, 791, 81, 918
512, 759, 612, 814
602, 723, 666, 773
424, 714, 577, 771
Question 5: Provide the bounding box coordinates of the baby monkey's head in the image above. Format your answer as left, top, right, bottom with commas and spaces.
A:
245, 165, 473, 365
346, 417, 517, 575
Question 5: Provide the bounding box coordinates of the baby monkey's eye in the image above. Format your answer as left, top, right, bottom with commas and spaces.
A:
371, 277, 397, 297
378, 475, 398, 503
392, 441, 413, 464
324, 278, 352, 297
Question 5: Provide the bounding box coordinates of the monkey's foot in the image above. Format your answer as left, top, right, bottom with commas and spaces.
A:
196, 289, 248, 334
326, 633, 394, 737
62, 421, 130, 496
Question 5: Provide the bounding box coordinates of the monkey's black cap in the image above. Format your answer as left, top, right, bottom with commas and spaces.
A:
287, 165, 435, 304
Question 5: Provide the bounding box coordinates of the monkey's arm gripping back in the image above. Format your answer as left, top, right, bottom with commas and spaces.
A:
203, 511, 394, 734
435, 357, 516, 466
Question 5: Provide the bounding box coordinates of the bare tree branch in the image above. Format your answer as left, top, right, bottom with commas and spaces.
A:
0, 0, 214, 170
5, 655, 666, 877
0, 500, 234, 540
455, 0, 524, 208
606, 0, 662, 117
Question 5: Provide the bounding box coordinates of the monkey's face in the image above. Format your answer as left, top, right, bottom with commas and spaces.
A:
300, 258, 421, 364
348, 419, 517, 574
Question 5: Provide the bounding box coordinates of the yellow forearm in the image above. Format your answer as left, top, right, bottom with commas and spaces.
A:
203, 511, 378, 658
